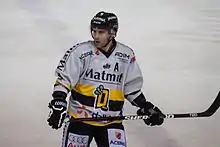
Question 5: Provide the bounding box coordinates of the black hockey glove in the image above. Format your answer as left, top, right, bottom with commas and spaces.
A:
47, 99, 67, 129
137, 102, 165, 126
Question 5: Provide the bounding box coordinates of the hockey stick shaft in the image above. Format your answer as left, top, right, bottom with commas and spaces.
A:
72, 91, 220, 121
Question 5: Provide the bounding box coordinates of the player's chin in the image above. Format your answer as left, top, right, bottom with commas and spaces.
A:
95, 42, 103, 48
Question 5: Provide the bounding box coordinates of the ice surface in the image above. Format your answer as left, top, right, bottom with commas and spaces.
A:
1, 0, 220, 147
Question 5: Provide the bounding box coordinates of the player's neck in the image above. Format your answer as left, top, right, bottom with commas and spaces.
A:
100, 40, 114, 52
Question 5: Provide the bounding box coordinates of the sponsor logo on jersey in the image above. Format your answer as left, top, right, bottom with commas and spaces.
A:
108, 129, 126, 146
92, 111, 112, 118
109, 131, 125, 146
115, 132, 121, 139
115, 52, 130, 59
84, 69, 123, 84
79, 50, 94, 60
94, 49, 99, 55
79, 49, 99, 60
110, 140, 126, 146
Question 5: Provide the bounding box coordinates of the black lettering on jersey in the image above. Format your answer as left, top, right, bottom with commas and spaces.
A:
85, 68, 93, 78
106, 73, 116, 81
115, 52, 130, 59
114, 62, 119, 72
85, 69, 123, 83
57, 43, 82, 71
101, 71, 106, 80
57, 73, 64, 80
94, 72, 101, 80
117, 74, 123, 82
57, 47, 74, 71
57, 60, 66, 71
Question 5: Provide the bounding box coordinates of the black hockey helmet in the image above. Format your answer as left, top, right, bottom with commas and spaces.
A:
90, 11, 119, 34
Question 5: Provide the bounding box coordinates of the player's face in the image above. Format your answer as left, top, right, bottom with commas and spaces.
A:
91, 28, 113, 48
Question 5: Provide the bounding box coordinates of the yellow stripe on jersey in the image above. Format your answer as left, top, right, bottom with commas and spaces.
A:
110, 90, 125, 101
73, 83, 125, 101
68, 109, 122, 126
56, 79, 71, 91
74, 83, 95, 96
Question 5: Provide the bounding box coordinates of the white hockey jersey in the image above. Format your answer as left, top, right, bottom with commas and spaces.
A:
53, 40, 143, 126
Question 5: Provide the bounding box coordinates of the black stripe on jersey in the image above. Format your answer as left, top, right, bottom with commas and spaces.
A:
71, 90, 94, 107
109, 101, 124, 111
71, 90, 124, 111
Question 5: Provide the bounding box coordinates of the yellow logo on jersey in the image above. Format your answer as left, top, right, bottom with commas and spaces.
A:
115, 131, 121, 139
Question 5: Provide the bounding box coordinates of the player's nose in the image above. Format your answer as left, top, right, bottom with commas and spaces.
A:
93, 34, 100, 40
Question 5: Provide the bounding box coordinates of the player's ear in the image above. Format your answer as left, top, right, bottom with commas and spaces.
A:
110, 29, 116, 38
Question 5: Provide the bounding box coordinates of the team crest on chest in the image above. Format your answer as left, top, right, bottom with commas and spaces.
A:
103, 63, 111, 69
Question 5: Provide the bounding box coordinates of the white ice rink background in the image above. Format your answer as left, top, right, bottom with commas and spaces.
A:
1, 0, 220, 147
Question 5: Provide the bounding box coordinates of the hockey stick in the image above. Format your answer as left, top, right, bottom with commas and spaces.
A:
72, 91, 220, 121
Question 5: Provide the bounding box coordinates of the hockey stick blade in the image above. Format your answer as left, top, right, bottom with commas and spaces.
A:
71, 91, 220, 121
166, 91, 220, 118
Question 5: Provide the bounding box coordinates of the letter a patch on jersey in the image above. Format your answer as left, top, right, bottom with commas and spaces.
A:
114, 62, 119, 72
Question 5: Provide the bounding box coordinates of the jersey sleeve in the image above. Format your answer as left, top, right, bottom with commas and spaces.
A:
124, 53, 143, 103
53, 47, 82, 97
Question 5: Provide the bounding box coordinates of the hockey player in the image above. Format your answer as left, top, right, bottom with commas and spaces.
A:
47, 11, 165, 147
